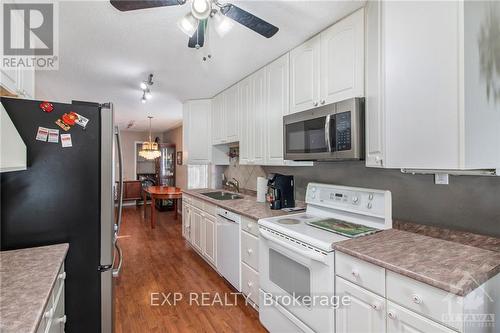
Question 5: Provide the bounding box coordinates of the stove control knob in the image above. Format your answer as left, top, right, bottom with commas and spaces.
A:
311, 187, 317, 192
352, 196, 359, 204
368, 193, 374, 201
367, 202, 373, 209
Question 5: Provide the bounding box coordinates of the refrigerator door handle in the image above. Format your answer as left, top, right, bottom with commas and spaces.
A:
115, 126, 124, 235
112, 238, 123, 278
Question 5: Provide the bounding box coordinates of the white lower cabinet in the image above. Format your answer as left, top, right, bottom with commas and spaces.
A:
202, 213, 216, 266
336, 276, 386, 333
181, 198, 191, 241
240, 217, 260, 309
191, 207, 203, 253
37, 264, 66, 333
387, 301, 455, 333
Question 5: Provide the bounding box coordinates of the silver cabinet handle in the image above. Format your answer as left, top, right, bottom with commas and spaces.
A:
56, 315, 67, 324
320, 100, 326, 105
247, 248, 253, 255
58, 272, 66, 280
313, 101, 318, 107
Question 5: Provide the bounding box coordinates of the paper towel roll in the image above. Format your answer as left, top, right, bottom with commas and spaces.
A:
256, 177, 267, 202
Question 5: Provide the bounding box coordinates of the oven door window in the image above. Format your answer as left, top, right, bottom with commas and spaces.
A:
269, 249, 311, 304
285, 117, 328, 154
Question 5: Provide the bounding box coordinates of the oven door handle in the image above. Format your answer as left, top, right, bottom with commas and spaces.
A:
260, 229, 326, 264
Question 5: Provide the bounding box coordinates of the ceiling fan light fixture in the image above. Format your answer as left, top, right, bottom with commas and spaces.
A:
140, 81, 147, 90
213, 11, 233, 37
177, 12, 199, 37
191, 0, 211, 19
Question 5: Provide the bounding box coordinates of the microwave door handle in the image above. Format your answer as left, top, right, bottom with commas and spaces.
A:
325, 115, 332, 152
260, 229, 326, 263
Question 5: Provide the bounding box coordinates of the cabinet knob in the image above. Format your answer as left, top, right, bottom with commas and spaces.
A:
320, 100, 325, 105
388, 311, 397, 320
58, 272, 66, 280
247, 224, 252, 229
247, 281, 253, 287
313, 101, 318, 107
56, 315, 67, 324
247, 248, 253, 255
351, 269, 360, 278
371, 302, 382, 311
412, 294, 423, 304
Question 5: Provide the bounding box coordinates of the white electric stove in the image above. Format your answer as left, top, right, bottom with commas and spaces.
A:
258, 183, 392, 333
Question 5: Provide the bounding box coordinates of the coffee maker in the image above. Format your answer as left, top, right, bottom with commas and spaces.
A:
266, 173, 295, 210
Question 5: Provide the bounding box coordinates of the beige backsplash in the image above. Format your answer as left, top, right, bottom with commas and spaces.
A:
224, 159, 267, 191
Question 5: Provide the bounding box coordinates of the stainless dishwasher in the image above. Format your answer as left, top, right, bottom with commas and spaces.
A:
216, 208, 241, 291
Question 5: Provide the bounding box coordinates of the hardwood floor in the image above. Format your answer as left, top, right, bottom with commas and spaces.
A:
114, 206, 266, 333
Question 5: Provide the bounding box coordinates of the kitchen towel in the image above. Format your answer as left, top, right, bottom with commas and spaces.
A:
257, 177, 267, 203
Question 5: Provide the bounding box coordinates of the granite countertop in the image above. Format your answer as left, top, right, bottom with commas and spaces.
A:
0, 243, 69, 333
334, 229, 500, 296
183, 189, 305, 220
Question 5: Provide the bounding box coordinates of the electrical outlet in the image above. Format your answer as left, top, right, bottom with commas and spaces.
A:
434, 173, 449, 185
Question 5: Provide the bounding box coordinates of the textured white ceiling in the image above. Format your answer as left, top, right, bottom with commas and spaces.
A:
35, 0, 365, 131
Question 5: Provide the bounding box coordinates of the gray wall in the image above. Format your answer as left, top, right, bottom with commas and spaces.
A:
264, 162, 500, 237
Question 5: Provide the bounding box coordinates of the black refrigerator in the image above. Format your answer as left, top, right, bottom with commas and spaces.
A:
0, 97, 123, 333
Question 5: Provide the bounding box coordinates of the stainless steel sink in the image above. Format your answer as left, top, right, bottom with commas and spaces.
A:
200, 191, 244, 201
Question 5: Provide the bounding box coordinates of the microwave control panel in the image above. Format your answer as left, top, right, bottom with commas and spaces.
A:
335, 111, 351, 151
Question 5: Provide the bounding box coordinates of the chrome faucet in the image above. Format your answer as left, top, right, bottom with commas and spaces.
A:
225, 178, 240, 193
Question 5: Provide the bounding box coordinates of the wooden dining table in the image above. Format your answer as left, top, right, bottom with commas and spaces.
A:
142, 186, 182, 229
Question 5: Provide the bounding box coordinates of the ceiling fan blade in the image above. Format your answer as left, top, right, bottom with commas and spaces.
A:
110, 0, 184, 12
221, 4, 279, 38
188, 20, 206, 48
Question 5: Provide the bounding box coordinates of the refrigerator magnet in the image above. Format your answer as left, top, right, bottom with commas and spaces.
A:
74, 113, 89, 128
36, 127, 49, 141
61, 134, 73, 148
55, 118, 71, 131
39, 101, 54, 113
47, 129, 59, 143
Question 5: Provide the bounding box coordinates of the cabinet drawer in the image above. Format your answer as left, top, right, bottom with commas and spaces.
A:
386, 271, 463, 331
182, 194, 191, 204
241, 231, 259, 271
335, 252, 385, 296
191, 197, 204, 210
387, 301, 456, 333
241, 216, 259, 237
241, 262, 259, 307
203, 202, 217, 217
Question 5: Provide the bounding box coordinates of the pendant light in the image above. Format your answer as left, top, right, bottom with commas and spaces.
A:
139, 116, 161, 160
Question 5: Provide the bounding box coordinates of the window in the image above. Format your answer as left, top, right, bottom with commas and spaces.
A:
187, 165, 209, 189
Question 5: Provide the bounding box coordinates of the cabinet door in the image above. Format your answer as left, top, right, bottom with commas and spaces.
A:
187, 100, 212, 164
202, 214, 216, 266
211, 93, 225, 144
289, 35, 320, 114
224, 84, 239, 143
191, 208, 203, 252
387, 301, 456, 333
320, 8, 364, 105
251, 68, 266, 165
336, 277, 386, 333
182, 203, 191, 241
365, 0, 385, 167
239, 77, 253, 165
266, 54, 289, 165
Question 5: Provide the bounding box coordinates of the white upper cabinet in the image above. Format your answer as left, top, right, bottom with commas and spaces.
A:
183, 99, 212, 165
0, 10, 35, 99
266, 54, 290, 165
224, 84, 239, 143
238, 76, 252, 165
290, 35, 321, 114
211, 93, 225, 145
366, 1, 500, 170
212, 85, 239, 145
320, 8, 364, 106
290, 8, 364, 115
1, 102, 27, 173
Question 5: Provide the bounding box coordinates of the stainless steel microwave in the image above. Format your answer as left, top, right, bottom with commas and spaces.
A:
283, 98, 364, 161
